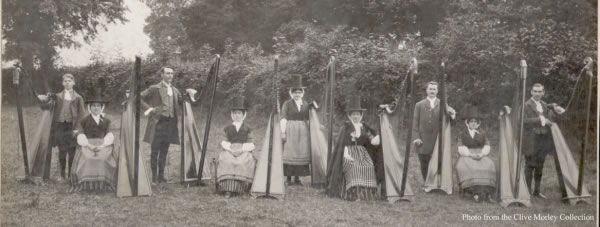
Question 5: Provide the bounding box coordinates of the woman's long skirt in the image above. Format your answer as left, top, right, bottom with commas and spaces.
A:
342, 145, 378, 201
456, 148, 497, 190
217, 147, 256, 194
70, 138, 117, 192
283, 120, 310, 176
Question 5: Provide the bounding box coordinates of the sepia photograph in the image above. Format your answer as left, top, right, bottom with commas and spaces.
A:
1, 0, 598, 226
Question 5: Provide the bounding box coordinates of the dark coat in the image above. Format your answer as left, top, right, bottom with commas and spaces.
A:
411, 98, 442, 155
41, 90, 86, 128
41, 90, 87, 147
140, 82, 182, 144
77, 115, 111, 139
522, 98, 557, 156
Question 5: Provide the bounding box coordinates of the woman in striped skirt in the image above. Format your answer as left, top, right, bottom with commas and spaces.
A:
280, 75, 311, 185
327, 95, 381, 201
217, 96, 257, 197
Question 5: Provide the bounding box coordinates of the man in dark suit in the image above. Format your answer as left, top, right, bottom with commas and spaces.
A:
522, 83, 567, 200
141, 67, 196, 184
38, 74, 87, 181
411, 81, 456, 180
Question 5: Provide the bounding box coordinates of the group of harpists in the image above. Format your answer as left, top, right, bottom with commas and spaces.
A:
13, 55, 593, 207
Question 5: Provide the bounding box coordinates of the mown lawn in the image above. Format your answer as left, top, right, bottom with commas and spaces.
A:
1, 105, 597, 226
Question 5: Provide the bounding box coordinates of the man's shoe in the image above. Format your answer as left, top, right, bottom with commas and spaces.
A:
158, 177, 168, 184
533, 192, 547, 199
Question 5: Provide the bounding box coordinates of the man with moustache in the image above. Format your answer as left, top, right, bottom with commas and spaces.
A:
522, 83, 567, 200
411, 81, 456, 181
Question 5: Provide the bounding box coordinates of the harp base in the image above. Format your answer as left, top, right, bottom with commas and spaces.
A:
566, 196, 592, 206
501, 199, 532, 208
253, 195, 282, 200
388, 196, 413, 203
424, 188, 452, 195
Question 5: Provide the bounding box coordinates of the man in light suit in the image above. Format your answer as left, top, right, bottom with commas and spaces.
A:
522, 83, 567, 200
141, 67, 196, 184
411, 81, 456, 180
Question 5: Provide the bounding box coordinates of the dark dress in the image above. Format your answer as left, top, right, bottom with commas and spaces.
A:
70, 114, 117, 192
280, 99, 311, 177
327, 121, 380, 201
217, 123, 256, 194
455, 128, 496, 198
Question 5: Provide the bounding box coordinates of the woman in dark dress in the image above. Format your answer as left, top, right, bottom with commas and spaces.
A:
217, 96, 257, 197
456, 105, 496, 202
327, 96, 381, 201
70, 88, 116, 193
280, 75, 311, 185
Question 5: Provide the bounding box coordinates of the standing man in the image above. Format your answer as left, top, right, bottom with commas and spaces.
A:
37, 74, 87, 182
141, 67, 196, 185
522, 83, 567, 200
411, 81, 456, 180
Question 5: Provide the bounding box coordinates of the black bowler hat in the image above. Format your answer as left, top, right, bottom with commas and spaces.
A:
289, 75, 306, 90
345, 95, 366, 112
230, 96, 247, 111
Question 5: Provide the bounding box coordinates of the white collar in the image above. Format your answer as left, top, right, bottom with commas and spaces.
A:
427, 97, 437, 102
162, 81, 173, 96
91, 114, 102, 125
351, 122, 362, 137
232, 121, 243, 132
468, 128, 479, 138
63, 89, 74, 100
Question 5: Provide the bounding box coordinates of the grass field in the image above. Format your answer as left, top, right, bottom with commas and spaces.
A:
1, 105, 597, 226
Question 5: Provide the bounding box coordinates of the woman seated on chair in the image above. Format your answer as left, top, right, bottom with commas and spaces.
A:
70, 88, 116, 193
456, 105, 497, 202
217, 96, 256, 197
327, 95, 381, 201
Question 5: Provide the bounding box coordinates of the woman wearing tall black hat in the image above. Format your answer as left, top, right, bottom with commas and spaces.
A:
327, 95, 381, 201
456, 104, 496, 202
69, 82, 117, 193
217, 96, 257, 197
280, 75, 311, 185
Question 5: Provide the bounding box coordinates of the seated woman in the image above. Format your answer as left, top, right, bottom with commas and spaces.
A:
327, 95, 381, 201
217, 96, 256, 197
70, 88, 116, 193
455, 105, 497, 202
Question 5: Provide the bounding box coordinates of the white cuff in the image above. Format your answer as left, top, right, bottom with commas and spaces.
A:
186, 89, 198, 102
370, 135, 380, 146
101, 133, 114, 146
481, 145, 490, 156
221, 141, 231, 151
343, 147, 354, 161
457, 146, 470, 157
280, 119, 288, 134
539, 116, 546, 126
77, 134, 89, 146
144, 108, 155, 116
242, 143, 255, 152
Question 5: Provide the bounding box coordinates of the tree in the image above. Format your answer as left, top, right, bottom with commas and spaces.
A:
2, 0, 127, 92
